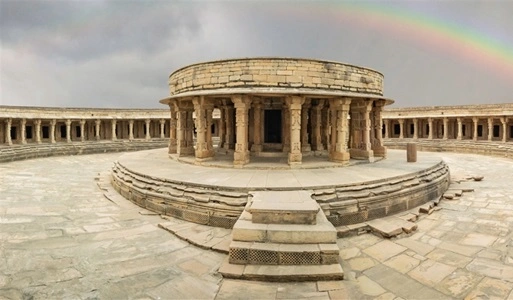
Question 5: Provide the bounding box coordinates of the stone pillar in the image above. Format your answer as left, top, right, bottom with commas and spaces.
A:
159, 119, 166, 139
80, 119, 85, 142
472, 117, 478, 141
456, 118, 463, 140
65, 119, 71, 143
232, 95, 252, 167
384, 119, 390, 139
218, 106, 226, 149
111, 119, 117, 141
128, 120, 134, 141
206, 105, 214, 155
501, 117, 508, 143
398, 119, 404, 139
20, 119, 27, 144
224, 103, 235, 150
301, 99, 311, 152
443, 117, 448, 140
95, 120, 101, 141
488, 118, 493, 141
427, 118, 433, 140
282, 103, 291, 153
371, 100, 386, 157
311, 100, 324, 151
145, 119, 151, 140
412, 118, 418, 139
168, 103, 177, 153
5, 118, 12, 145
330, 98, 351, 163
35, 119, 42, 144
50, 119, 56, 143
192, 96, 215, 160
285, 95, 305, 165
251, 98, 263, 153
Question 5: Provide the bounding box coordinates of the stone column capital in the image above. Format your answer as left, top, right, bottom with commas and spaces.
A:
285, 95, 305, 109
65, 119, 71, 126
34, 119, 41, 125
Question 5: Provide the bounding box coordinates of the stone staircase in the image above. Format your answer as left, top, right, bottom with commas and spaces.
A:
218, 190, 344, 281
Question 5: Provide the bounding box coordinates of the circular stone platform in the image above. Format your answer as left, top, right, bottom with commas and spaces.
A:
111, 149, 449, 228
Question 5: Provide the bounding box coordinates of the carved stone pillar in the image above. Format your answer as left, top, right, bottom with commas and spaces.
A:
168, 102, 177, 153
282, 103, 291, 153
224, 103, 235, 150
206, 105, 214, 155
427, 118, 433, 140
111, 119, 117, 141
192, 96, 214, 160
349, 100, 374, 161
159, 119, 165, 139
50, 119, 57, 143
5, 118, 12, 145
301, 99, 311, 152
95, 120, 101, 141
384, 119, 390, 139
398, 119, 404, 139
329, 98, 351, 163
487, 118, 493, 141
218, 106, 226, 149
443, 118, 448, 140
65, 119, 71, 143
457, 118, 463, 140
285, 96, 304, 165
251, 98, 263, 153
501, 117, 508, 143
232, 95, 252, 166
472, 117, 478, 141
129, 120, 134, 141
21, 119, 27, 144
80, 119, 85, 142
145, 119, 151, 140
371, 100, 386, 157
412, 118, 418, 139
35, 119, 42, 144
311, 100, 324, 151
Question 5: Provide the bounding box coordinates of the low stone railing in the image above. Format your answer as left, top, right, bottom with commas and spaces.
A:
0, 139, 168, 163
384, 139, 513, 159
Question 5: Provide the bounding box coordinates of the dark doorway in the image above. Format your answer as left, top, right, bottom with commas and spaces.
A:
264, 110, 282, 143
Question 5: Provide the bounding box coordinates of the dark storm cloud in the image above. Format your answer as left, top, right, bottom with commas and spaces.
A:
0, 0, 202, 61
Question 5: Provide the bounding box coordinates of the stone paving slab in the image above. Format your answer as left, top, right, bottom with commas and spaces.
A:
1, 150, 513, 299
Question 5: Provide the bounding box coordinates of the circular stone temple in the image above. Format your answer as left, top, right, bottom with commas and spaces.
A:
159, 57, 394, 166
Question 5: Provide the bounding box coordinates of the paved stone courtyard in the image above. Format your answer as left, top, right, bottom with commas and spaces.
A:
1, 150, 513, 299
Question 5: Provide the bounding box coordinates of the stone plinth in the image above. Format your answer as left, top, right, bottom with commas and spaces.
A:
249, 191, 319, 225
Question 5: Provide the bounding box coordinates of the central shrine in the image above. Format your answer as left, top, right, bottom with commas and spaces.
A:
159, 57, 393, 166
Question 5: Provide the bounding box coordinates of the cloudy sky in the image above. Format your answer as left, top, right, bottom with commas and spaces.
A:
1, 0, 512, 109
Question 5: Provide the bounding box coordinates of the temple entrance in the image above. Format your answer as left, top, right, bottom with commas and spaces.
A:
264, 110, 282, 143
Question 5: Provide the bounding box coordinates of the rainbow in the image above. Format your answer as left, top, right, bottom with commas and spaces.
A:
281, 2, 513, 79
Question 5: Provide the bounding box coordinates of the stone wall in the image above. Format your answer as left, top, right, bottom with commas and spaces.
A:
168, 58, 384, 96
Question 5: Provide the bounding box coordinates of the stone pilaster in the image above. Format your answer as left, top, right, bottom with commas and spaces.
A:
311, 100, 324, 151
371, 100, 386, 157
285, 96, 305, 165
35, 119, 42, 144
65, 119, 71, 143
443, 118, 448, 140
329, 98, 352, 163
80, 119, 85, 142
250, 98, 263, 153
301, 99, 311, 152
457, 118, 463, 140
488, 118, 493, 141
95, 120, 101, 141
5, 118, 12, 145
128, 120, 134, 141
111, 119, 117, 141
21, 119, 27, 144
50, 119, 57, 143
145, 119, 151, 140
472, 117, 478, 141
232, 95, 252, 167
398, 119, 404, 139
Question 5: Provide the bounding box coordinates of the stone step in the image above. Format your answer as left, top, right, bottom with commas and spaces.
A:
228, 241, 339, 265
218, 258, 344, 282
248, 190, 319, 225
232, 210, 337, 244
